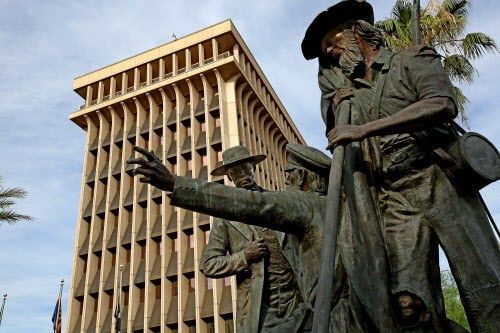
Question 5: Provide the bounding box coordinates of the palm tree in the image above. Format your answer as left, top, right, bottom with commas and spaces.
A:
0, 176, 33, 225
376, 0, 498, 120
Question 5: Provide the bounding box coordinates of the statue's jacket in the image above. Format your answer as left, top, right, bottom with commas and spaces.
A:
170, 176, 328, 324
201, 217, 265, 333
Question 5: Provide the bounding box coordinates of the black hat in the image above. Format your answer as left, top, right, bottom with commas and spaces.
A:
210, 145, 266, 176
301, 0, 374, 60
285, 143, 331, 177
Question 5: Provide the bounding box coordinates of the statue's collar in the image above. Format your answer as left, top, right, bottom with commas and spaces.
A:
372, 47, 393, 71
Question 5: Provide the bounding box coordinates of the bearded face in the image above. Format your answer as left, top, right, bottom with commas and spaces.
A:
320, 28, 366, 80
337, 29, 365, 79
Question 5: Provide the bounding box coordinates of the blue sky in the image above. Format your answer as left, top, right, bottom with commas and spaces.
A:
0, 0, 498, 331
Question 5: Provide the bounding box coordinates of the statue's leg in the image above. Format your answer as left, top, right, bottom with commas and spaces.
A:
426, 165, 500, 333
380, 166, 448, 331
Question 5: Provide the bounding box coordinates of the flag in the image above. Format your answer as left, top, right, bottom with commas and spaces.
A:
113, 301, 121, 333
115, 265, 124, 333
51, 298, 62, 333
0, 294, 6, 326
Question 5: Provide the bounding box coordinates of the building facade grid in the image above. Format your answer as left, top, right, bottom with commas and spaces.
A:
68, 20, 305, 333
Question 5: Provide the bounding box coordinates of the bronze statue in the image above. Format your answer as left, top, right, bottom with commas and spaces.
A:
302, 1, 500, 332
130, 145, 304, 333
128, 143, 357, 332
203, 145, 304, 333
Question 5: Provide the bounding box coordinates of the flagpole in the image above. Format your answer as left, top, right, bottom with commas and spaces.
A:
54, 279, 64, 333
0, 293, 7, 326
114, 264, 124, 333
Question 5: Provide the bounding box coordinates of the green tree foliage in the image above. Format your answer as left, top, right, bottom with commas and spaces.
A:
441, 270, 470, 330
0, 176, 33, 225
376, 0, 498, 120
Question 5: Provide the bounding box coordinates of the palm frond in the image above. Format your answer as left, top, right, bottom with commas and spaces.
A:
443, 0, 470, 18
375, 19, 398, 34
442, 54, 475, 83
395, 23, 412, 41
435, 5, 466, 39
377, 16, 413, 51
0, 210, 34, 225
0, 198, 16, 208
0, 187, 28, 199
462, 32, 498, 59
0, 176, 33, 224
392, 0, 412, 25
453, 85, 469, 124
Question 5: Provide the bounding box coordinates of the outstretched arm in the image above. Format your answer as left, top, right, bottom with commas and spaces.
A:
128, 147, 316, 234
170, 176, 317, 234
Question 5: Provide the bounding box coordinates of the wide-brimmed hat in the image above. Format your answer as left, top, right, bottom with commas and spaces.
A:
301, 0, 374, 60
285, 143, 331, 177
210, 145, 266, 176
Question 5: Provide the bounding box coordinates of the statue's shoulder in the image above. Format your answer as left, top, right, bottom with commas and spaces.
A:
212, 217, 229, 229
396, 45, 441, 59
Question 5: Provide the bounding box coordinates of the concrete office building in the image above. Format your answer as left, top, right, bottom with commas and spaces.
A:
67, 20, 305, 333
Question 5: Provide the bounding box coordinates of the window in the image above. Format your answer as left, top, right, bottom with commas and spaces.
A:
172, 281, 178, 296
189, 278, 196, 292
224, 277, 231, 287
205, 277, 213, 290
124, 290, 129, 306
82, 258, 87, 274
139, 287, 145, 303
155, 284, 161, 299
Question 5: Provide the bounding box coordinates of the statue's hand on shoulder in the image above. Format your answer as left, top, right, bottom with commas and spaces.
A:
127, 146, 175, 191
244, 239, 270, 264
333, 87, 354, 107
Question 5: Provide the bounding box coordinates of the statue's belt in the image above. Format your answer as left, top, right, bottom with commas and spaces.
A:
382, 150, 439, 182
382, 141, 439, 182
